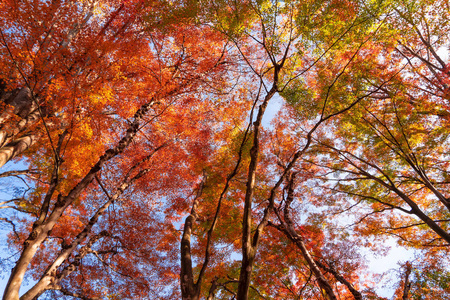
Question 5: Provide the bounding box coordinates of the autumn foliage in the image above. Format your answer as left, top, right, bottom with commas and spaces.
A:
1, 0, 450, 299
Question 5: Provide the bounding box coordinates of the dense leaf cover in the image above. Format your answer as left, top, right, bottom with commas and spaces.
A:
0, 0, 449, 299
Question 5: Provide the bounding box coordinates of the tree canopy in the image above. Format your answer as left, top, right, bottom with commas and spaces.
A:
1, 0, 449, 299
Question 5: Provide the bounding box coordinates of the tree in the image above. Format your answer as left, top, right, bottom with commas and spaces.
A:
296, 0, 450, 297
1, 0, 231, 299
308, 0, 450, 285
176, 0, 398, 299
2, 0, 450, 299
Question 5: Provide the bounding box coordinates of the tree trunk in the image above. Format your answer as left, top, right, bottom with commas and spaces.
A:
402, 262, 412, 300
0, 85, 43, 168
0, 134, 39, 168
180, 178, 205, 300
237, 84, 276, 300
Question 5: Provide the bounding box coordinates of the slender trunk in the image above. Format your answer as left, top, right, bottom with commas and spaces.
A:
180, 179, 205, 300
402, 262, 412, 300
237, 86, 276, 300
206, 278, 218, 300
21, 191, 123, 300
21, 145, 164, 299
180, 213, 200, 300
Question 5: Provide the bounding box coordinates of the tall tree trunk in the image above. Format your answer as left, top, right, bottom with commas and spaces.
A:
237, 86, 275, 300
180, 178, 205, 300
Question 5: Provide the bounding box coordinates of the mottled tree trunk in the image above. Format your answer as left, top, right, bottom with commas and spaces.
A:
0, 134, 40, 168
0, 85, 43, 168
